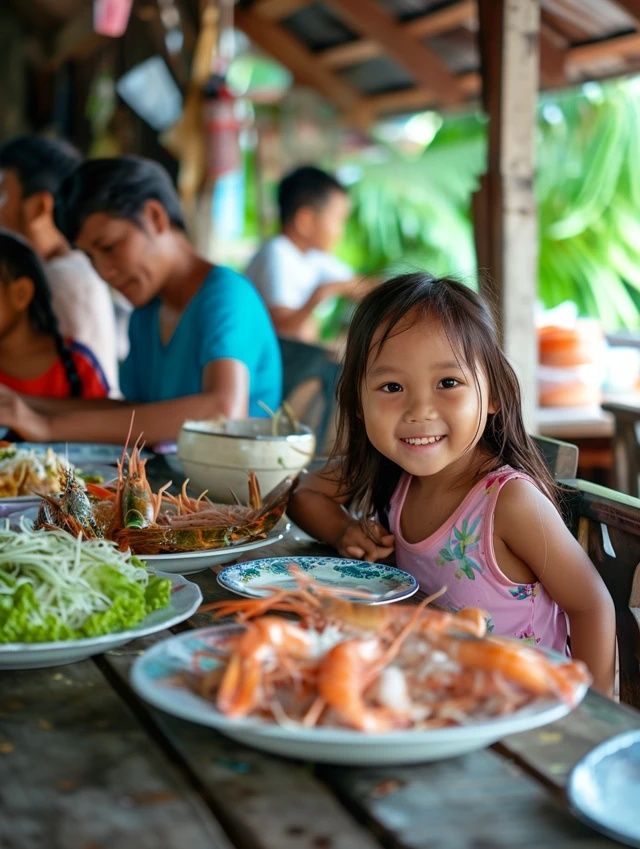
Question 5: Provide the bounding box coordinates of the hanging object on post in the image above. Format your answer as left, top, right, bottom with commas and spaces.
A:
202, 74, 244, 245
203, 75, 241, 182
93, 0, 133, 37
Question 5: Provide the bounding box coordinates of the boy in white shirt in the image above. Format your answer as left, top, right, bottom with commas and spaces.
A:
245, 166, 369, 343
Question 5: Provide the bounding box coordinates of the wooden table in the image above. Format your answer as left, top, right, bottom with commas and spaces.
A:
2, 525, 640, 849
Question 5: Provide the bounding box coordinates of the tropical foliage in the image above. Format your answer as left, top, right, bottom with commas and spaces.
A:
335, 78, 640, 331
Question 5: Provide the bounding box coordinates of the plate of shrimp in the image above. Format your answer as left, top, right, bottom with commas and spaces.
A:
130, 575, 591, 765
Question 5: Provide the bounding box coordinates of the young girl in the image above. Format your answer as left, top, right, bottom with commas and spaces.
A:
0, 230, 108, 399
288, 273, 615, 694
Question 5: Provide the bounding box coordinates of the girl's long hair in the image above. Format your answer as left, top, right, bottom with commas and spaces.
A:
0, 230, 82, 397
332, 272, 559, 523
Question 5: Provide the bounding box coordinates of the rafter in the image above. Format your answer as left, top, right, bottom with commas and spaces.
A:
539, 24, 567, 86
319, 0, 476, 70
403, 0, 477, 38
568, 30, 640, 64
363, 71, 480, 121
234, 7, 367, 124
252, 0, 308, 20
324, 0, 464, 102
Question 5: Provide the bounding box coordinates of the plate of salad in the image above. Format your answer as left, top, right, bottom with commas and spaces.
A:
0, 525, 202, 669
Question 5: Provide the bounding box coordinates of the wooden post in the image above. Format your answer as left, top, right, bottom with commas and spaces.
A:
475, 0, 540, 430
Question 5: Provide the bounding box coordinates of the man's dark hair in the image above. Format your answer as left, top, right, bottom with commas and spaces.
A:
56, 155, 186, 243
0, 135, 81, 197
277, 165, 346, 227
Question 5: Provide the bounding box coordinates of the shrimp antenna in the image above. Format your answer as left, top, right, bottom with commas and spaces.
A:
119, 410, 138, 472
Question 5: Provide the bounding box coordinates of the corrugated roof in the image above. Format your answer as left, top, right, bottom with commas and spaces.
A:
234, 0, 640, 124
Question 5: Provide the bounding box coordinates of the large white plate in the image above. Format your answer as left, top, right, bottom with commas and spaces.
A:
0, 571, 202, 670
130, 625, 587, 766
567, 730, 640, 847
141, 524, 289, 574
16, 442, 150, 466
217, 555, 419, 604
0, 465, 117, 516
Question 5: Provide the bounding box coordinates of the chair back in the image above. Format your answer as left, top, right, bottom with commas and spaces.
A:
532, 434, 579, 479
560, 478, 640, 709
601, 401, 640, 497
278, 338, 340, 452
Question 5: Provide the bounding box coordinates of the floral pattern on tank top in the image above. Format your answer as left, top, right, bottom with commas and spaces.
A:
388, 465, 569, 654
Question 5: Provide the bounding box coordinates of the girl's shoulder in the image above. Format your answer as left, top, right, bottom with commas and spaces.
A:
493, 472, 561, 536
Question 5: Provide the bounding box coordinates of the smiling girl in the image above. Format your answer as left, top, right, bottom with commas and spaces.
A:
288, 273, 615, 694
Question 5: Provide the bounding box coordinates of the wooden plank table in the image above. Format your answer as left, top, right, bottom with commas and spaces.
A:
2, 459, 639, 848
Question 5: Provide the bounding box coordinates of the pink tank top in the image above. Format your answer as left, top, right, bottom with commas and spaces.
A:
388, 466, 569, 654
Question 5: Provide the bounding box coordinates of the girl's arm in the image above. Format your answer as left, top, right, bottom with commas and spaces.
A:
494, 479, 616, 695
0, 360, 249, 444
288, 461, 394, 561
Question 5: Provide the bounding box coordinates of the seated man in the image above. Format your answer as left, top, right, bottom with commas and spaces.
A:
0, 135, 122, 394
245, 165, 369, 344
0, 155, 282, 444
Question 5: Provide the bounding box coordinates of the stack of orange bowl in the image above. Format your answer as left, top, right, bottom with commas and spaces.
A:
538, 320, 604, 407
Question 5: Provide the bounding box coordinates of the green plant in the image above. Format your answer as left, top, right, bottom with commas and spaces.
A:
334, 79, 640, 332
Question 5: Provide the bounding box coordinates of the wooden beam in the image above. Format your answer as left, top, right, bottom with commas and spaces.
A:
319, 0, 476, 70
403, 0, 477, 38
234, 7, 367, 124
568, 31, 640, 65
325, 0, 465, 102
475, 0, 540, 429
320, 39, 379, 69
252, 0, 307, 20
539, 24, 567, 87
363, 72, 480, 119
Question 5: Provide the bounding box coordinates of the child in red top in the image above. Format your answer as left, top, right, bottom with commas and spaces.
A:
0, 230, 108, 399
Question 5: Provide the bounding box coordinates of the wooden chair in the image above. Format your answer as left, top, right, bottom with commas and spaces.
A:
278, 338, 340, 453
532, 434, 579, 479
560, 478, 640, 709
601, 400, 640, 497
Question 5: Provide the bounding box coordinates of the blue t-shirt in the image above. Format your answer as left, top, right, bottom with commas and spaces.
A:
120, 266, 282, 415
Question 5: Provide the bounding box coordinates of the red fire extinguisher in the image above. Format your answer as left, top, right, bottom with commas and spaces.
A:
202, 75, 241, 181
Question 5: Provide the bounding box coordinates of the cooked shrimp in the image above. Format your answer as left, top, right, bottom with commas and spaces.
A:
440, 636, 590, 705
216, 617, 318, 718
317, 638, 410, 732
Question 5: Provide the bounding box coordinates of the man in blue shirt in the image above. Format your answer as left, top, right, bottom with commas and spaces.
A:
0, 156, 282, 444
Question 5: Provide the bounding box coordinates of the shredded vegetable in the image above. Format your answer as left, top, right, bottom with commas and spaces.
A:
0, 522, 171, 643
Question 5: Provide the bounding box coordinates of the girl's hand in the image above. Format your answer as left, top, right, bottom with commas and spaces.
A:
0, 392, 50, 442
337, 519, 394, 561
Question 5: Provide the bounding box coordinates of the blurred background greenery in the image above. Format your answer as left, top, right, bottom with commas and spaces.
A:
240, 76, 640, 337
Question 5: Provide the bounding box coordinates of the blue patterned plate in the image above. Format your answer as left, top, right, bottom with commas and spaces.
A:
217, 555, 418, 604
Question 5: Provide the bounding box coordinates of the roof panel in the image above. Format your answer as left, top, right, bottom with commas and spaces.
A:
422, 27, 478, 74
337, 55, 415, 94
541, 0, 636, 42
377, 0, 446, 21
282, 2, 357, 51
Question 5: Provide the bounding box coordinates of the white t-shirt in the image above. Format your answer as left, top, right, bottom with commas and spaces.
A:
245, 235, 353, 311
45, 250, 124, 397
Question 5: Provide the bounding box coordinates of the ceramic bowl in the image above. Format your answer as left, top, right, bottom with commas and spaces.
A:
177, 418, 316, 503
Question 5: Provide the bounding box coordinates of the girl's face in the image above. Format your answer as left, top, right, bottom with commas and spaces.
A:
360, 313, 495, 483
75, 206, 170, 307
